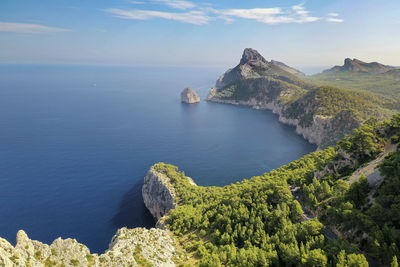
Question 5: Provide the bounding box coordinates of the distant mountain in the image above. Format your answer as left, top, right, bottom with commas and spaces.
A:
270, 60, 305, 76
310, 59, 400, 106
323, 58, 396, 74
208, 48, 393, 148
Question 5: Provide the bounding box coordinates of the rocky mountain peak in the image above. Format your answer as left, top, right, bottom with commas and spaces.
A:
324, 58, 395, 74
344, 58, 353, 66
240, 48, 268, 65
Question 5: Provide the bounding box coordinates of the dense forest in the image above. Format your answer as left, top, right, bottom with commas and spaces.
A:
154, 114, 400, 266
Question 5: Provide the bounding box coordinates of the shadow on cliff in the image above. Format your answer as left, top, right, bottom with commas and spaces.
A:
111, 180, 155, 229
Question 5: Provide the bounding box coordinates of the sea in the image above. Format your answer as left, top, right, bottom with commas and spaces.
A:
0, 64, 316, 253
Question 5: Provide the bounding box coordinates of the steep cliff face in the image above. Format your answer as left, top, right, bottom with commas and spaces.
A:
142, 166, 177, 222
142, 164, 197, 228
207, 97, 357, 148
0, 228, 177, 267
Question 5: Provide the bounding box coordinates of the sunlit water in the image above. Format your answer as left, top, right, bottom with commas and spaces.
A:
0, 65, 315, 253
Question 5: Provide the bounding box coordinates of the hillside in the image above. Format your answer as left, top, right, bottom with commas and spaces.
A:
270, 60, 305, 76
160, 114, 400, 266
208, 48, 393, 148
310, 59, 400, 107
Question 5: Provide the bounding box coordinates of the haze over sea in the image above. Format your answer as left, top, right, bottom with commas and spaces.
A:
0, 65, 315, 253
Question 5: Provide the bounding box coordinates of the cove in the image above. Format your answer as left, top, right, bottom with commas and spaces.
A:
0, 65, 316, 253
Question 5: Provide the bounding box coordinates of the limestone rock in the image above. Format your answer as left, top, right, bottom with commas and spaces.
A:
206, 88, 217, 100
142, 166, 177, 222
180, 87, 200, 103
0, 227, 177, 267
142, 164, 197, 226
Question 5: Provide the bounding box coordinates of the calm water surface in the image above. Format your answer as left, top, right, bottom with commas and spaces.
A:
0, 65, 315, 253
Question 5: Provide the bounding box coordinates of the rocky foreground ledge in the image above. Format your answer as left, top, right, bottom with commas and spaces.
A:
0, 227, 176, 267
0, 163, 191, 267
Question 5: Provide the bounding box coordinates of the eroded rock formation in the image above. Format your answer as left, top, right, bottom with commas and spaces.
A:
181, 87, 200, 104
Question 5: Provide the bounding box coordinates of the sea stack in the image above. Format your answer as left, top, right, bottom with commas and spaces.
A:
180, 87, 200, 103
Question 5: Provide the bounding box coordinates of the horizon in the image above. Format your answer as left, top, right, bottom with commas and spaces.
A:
1, 0, 400, 69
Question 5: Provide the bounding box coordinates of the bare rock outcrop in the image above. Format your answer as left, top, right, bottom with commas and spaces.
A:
181, 87, 200, 103
142, 164, 197, 227
142, 166, 177, 222
0, 227, 177, 266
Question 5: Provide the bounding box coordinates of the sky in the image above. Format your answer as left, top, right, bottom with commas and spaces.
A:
0, 0, 399, 71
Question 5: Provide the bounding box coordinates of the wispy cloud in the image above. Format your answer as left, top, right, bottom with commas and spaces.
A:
153, 0, 196, 10
220, 5, 319, 24
105, 3, 338, 25
105, 8, 210, 25
327, 17, 344, 23
327, 12, 344, 23
0, 22, 70, 34
127, 0, 145, 4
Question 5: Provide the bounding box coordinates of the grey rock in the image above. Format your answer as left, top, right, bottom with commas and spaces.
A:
142, 166, 177, 222
180, 87, 200, 103
0, 228, 177, 266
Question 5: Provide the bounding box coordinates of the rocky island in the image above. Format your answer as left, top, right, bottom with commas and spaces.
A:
180, 87, 200, 104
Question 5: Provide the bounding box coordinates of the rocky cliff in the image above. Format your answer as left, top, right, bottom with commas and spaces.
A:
142, 164, 196, 225
142, 166, 178, 223
0, 227, 177, 267
181, 87, 200, 104
207, 48, 391, 148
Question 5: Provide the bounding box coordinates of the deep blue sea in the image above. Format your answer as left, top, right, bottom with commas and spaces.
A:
0, 64, 315, 253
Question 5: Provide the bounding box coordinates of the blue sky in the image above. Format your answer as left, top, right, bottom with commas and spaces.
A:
0, 0, 399, 70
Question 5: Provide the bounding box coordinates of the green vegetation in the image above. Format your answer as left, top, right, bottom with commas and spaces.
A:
133, 246, 153, 267
156, 114, 400, 266
309, 71, 400, 109
213, 77, 306, 104
284, 86, 392, 127
292, 116, 400, 265
155, 147, 366, 266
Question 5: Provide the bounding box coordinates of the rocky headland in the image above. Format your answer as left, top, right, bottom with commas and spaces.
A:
207, 48, 391, 148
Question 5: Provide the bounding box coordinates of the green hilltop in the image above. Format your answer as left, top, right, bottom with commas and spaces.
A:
309, 58, 400, 109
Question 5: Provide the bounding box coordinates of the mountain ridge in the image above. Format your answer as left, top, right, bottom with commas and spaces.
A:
322, 58, 396, 74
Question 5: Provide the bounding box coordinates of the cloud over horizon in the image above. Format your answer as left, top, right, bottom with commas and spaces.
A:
0, 22, 70, 34
106, 3, 334, 25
